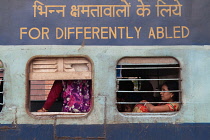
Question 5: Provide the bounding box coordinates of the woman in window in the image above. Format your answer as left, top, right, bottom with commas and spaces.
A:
37, 80, 91, 113
133, 81, 180, 112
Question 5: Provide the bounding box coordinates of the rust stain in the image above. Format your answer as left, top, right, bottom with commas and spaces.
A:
0, 125, 16, 130
78, 40, 85, 51
0, 126, 11, 129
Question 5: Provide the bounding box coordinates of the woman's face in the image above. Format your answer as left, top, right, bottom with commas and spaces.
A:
160, 85, 174, 102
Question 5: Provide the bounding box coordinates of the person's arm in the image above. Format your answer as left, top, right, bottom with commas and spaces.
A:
38, 80, 63, 112
145, 103, 171, 112
140, 100, 172, 112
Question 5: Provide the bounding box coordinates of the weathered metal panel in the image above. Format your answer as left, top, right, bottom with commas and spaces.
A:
0, 124, 54, 140
55, 124, 105, 139
0, 45, 210, 139
0, 45, 210, 125
106, 123, 210, 140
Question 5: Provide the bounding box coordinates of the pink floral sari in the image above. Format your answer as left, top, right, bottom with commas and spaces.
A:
62, 80, 91, 113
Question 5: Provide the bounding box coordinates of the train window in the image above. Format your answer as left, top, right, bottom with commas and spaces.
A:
0, 61, 3, 112
116, 57, 181, 114
29, 57, 92, 116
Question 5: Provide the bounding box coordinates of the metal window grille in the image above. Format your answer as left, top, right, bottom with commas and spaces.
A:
116, 57, 181, 114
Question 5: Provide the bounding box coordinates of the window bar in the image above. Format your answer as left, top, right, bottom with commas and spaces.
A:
124, 112, 177, 115
117, 90, 181, 93
117, 78, 181, 81
116, 67, 181, 69
116, 101, 181, 104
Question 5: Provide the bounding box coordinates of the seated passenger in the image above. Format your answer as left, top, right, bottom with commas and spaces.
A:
37, 80, 91, 113
139, 81, 155, 102
133, 81, 180, 112
117, 80, 134, 112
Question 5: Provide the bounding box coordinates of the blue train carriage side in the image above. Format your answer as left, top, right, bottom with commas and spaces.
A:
0, 45, 210, 139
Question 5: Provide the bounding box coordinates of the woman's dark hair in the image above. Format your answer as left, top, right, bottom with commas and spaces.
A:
117, 81, 134, 99
118, 81, 134, 91
140, 81, 155, 102
162, 81, 179, 101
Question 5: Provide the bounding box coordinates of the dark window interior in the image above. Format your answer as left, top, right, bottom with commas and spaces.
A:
116, 58, 181, 112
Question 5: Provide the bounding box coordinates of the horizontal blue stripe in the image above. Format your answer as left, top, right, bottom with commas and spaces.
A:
1, 123, 210, 140
0, 124, 54, 140
106, 123, 210, 140
55, 124, 104, 138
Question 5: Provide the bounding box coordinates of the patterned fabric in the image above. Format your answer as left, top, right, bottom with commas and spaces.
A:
62, 80, 91, 113
133, 103, 180, 112
133, 104, 148, 112
165, 103, 179, 111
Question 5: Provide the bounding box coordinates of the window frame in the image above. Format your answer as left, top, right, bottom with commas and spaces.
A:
27, 56, 93, 117
116, 57, 182, 115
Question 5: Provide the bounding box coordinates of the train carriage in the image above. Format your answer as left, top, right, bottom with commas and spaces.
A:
0, 0, 210, 140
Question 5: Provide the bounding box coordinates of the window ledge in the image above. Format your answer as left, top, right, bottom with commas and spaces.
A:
121, 112, 178, 116
31, 112, 87, 116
